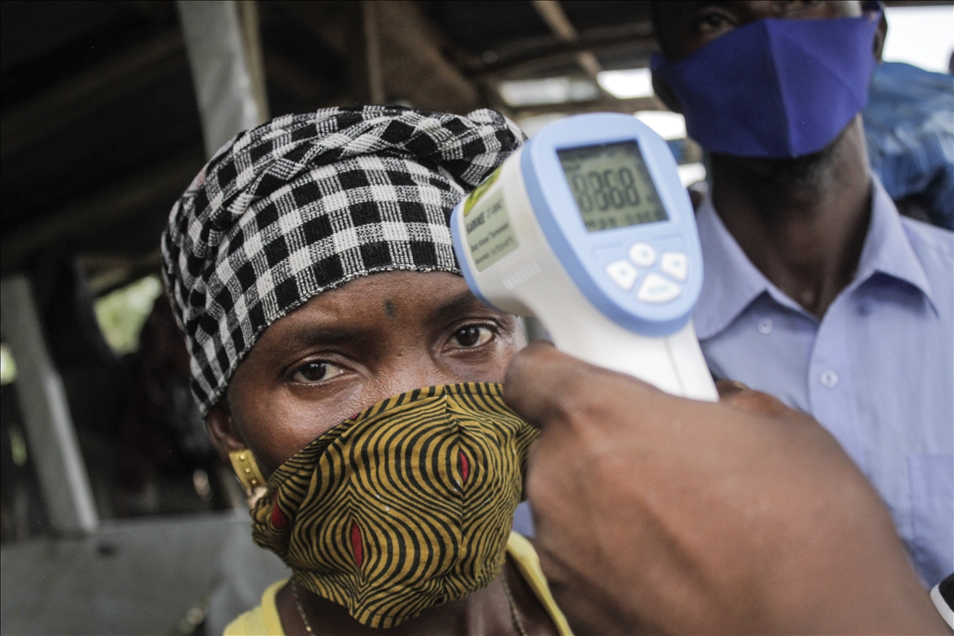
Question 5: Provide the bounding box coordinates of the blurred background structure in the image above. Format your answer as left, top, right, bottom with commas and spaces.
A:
1, 1, 951, 634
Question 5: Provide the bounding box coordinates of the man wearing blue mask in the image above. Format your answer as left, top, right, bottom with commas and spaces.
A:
650, 1, 953, 589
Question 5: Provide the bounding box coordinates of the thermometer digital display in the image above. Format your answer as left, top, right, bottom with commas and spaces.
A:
558, 140, 668, 232
451, 113, 717, 401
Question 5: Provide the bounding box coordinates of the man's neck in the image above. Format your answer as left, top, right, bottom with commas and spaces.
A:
709, 117, 872, 319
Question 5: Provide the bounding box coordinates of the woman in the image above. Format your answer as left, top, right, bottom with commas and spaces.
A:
162, 106, 571, 635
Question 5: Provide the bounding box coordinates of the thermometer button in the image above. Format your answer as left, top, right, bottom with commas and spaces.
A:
628, 242, 657, 268
660, 252, 688, 281
605, 260, 639, 291
638, 273, 682, 303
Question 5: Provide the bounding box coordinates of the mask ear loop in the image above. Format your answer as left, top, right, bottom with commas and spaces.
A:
228, 449, 267, 494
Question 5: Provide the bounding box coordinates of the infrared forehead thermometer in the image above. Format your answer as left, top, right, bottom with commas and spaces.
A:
450, 113, 717, 401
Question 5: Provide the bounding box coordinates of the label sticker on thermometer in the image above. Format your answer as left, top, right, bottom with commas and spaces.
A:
465, 191, 519, 272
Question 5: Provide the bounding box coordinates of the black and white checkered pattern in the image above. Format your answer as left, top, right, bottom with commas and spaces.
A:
162, 106, 524, 415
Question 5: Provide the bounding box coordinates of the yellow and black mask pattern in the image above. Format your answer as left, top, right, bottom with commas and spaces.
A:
250, 382, 539, 628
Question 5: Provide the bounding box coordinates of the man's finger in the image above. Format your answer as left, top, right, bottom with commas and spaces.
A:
715, 379, 749, 397
503, 340, 660, 430
502, 341, 576, 428
721, 385, 794, 417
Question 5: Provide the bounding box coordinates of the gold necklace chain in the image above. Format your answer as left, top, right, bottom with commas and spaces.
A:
291, 579, 315, 635
501, 574, 529, 636
293, 576, 528, 636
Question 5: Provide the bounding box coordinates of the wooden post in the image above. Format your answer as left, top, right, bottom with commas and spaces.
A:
177, 0, 269, 158
0, 276, 98, 535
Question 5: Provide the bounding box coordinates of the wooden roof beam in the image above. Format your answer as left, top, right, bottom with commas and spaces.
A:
374, 1, 481, 112
280, 1, 481, 114
0, 147, 203, 274
531, 0, 608, 98
0, 30, 185, 157
509, 95, 664, 118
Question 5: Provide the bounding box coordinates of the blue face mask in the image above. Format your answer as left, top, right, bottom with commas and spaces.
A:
651, 8, 882, 159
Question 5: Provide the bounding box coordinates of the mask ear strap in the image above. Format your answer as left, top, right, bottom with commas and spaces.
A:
229, 449, 266, 493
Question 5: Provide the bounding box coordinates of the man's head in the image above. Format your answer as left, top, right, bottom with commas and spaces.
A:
650, 1, 880, 66
161, 107, 525, 474
649, 1, 887, 165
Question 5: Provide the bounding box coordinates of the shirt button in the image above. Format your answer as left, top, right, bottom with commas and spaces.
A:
820, 370, 839, 388
757, 318, 773, 335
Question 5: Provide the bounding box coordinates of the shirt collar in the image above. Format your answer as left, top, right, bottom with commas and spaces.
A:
854, 175, 936, 309
693, 175, 936, 340
694, 195, 776, 340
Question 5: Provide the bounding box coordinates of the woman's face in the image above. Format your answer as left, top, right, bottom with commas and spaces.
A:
206, 271, 527, 476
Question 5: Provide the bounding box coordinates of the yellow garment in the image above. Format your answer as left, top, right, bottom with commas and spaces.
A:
224, 532, 573, 635
505, 532, 573, 636
224, 579, 284, 636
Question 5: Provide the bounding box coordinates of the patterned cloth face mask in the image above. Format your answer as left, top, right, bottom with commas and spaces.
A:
250, 382, 540, 628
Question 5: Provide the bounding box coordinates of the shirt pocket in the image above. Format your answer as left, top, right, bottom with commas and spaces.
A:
907, 454, 953, 588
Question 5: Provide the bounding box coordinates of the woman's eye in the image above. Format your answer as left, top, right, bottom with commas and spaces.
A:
449, 325, 495, 349
291, 361, 343, 383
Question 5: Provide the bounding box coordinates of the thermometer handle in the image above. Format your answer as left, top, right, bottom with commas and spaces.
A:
538, 308, 717, 402
511, 254, 716, 399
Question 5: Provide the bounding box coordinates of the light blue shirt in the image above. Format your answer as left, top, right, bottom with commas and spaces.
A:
694, 177, 953, 588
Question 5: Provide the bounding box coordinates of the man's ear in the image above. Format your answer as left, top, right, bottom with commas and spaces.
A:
206, 403, 246, 464
652, 72, 683, 114
873, 11, 887, 62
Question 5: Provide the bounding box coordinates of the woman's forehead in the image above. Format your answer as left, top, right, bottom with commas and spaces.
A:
236, 271, 500, 378
262, 271, 473, 334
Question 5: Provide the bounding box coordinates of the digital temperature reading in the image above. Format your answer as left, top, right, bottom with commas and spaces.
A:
558, 141, 668, 232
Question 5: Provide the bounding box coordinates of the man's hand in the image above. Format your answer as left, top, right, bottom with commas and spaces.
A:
504, 342, 944, 634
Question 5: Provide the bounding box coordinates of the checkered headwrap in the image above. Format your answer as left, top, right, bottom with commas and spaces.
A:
162, 106, 524, 415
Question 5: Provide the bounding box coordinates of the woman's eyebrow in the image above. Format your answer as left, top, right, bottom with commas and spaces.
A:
269, 326, 366, 357
430, 291, 498, 321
